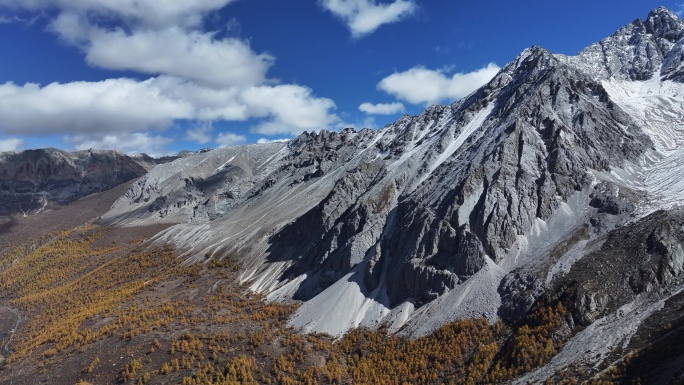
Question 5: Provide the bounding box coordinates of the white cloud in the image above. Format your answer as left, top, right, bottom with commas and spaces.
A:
0, 137, 22, 152
150, 76, 248, 121
186, 121, 213, 144
0, 0, 341, 144
7, 1, 275, 90
49, 11, 89, 44
0, 77, 340, 137
82, 27, 273, 88
378, 63, 500, 105
0, 0, 235, 28
216, 132, 247, 147
358, 101, 404, 115
320, 0, 416, 38
47, 11, 273, 89
242, 85, 338, 135
676, 3, 684, 16
64, 132, 173, 156
0, 78, 194, 134
256, 138, 290, 144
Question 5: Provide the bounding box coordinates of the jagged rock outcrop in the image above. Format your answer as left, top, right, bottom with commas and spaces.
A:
129, 152, 189, 171
382, 45, 652, 307
0, 148, 147, 216
548, 210, 684, 327
559, 6, 684, 81
103, 142, 289, 226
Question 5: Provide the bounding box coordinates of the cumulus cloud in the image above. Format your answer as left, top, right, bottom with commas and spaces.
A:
358, 101, 404, 115
242, 85, 338, 135
256, 138, 290, 144
0, 78, 194, 134
0, 78, 339, 137
0, 0, 341, 145
47, 9, 273, 89
64, 132, 173, 156
49, 11, 89, 44
378, 63, 501, 105
0, 0, 235, 28
0, 137, 22, 152
150, 76, 248, 121
82, 27, 273, 88
320, 0, 416, 38
216, 132, 247, 147
186, 121, 213, 144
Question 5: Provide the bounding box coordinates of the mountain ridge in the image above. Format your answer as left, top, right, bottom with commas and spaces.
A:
0, 148, 148, 216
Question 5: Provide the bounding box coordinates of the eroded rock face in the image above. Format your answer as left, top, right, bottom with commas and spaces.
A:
559, 7, 684, 81
498, 273, 545, 322
550, 210, 684, 327
0, 149, 147, 216
103, 142, 289, 225
589, 181, 637, 215
379, 46, 651, 307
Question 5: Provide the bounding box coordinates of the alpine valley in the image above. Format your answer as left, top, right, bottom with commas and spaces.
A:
1, 6, 684, 385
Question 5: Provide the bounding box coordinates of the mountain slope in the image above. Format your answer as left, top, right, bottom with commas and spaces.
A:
0, 148, 148, 217
96, 6, 684, 382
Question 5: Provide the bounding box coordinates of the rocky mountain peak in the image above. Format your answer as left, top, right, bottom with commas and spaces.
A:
556, 7, 684, 82
502, 46, 558, 79
4, 6, 684, 384
645, 6, 684, 40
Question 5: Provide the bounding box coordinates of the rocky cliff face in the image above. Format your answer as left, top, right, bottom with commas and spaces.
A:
0, 148, 147, 216
102, 6, 684, 378
559, 6, 684, 82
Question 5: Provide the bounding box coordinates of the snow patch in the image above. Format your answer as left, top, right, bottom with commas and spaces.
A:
411, 104, 494, 190
602, 78, 684, 155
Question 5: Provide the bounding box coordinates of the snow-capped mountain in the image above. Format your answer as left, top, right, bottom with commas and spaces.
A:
100, 6, 684, 379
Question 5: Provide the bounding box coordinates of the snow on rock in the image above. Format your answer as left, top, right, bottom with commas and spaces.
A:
601, 77, 684, 214
102, 142, 288, 226
602, 78, 684, 155
410, 104, 494, 191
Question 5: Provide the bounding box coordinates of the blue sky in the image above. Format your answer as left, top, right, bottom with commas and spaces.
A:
0, 1, 681, 156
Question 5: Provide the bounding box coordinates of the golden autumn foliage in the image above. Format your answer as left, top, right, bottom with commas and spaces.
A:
0, 223, 574, 385
0, 227, 189, 362
486, 301, 567, 383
